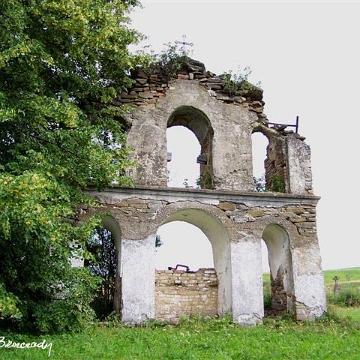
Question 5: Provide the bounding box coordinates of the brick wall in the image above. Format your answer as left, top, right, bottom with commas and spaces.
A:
155, 268, 218, 323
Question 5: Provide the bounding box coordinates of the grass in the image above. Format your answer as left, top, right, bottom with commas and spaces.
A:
1, 268, 360, 359
1, 316, 360, 360
323, 267, 360, 285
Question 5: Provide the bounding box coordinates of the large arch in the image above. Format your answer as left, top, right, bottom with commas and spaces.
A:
167, 106, 214, 189
159, 208, 232, 316
262, 223, 295, 314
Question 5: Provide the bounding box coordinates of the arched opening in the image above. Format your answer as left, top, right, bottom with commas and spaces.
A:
252, 131, 268, 192
85, 216, 122, 320
262, 224, 294, 317
154, 209, 231, 322
167, 106, 214, 189
155, 221, 214, 270
166, 127, 200, 188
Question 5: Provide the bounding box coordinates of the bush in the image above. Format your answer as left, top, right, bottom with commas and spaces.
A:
33, 298, 96, 334
328, 284, 360, 307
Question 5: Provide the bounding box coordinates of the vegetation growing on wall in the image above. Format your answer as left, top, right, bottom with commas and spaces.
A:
269, 175, 286, 193
196, 168, 214, 190
222, 66, 263, 99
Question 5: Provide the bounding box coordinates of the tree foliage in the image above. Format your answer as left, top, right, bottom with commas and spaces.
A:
0, 0, 144, 333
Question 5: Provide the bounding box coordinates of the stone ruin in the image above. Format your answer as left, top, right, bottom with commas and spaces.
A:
81, 57, 327, 325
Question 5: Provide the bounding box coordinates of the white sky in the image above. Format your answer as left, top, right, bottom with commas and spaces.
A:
130, 1, 360, 271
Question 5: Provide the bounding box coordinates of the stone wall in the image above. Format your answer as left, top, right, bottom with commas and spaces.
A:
116, 57, 314, 195
113, 58, 264, 114
84, 186, 326, 324
155, 268, 218, 323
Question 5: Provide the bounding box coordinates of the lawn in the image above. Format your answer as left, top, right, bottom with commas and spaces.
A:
1, 316, 360, 360
1, 268, 360, 360
323, 267, 360, 285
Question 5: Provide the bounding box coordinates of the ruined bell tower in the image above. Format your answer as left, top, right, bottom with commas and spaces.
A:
86, 57, 327, 325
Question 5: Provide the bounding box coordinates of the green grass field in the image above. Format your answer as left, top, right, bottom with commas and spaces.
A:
1, 268, 359, 360
323, 267, 360, 284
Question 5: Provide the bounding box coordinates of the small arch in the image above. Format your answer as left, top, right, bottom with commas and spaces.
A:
262, 224, 294, 316
167, 106, 214, 189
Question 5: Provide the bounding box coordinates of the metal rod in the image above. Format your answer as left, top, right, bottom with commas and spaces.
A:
267, 116, 299, 134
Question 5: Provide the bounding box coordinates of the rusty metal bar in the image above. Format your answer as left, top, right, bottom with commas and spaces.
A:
268, 115, 299, 134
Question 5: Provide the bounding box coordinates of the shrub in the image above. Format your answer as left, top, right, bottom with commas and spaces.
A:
328, 284, 360, 307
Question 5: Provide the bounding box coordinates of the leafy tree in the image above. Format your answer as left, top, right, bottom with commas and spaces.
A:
0, 0, 145, 333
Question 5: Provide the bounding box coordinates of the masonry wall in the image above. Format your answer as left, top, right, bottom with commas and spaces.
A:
84, 187, 327, 324
81, 58, 325, 325
155, 268, 218, 323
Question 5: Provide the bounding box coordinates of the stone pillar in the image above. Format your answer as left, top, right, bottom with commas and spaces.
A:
120, 235, 155, 323
231, 234, 264, 325
292, 244, 327, 320
286, 135, 313, 195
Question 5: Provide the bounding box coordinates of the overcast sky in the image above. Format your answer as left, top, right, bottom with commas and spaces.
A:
130, 1, 360, 271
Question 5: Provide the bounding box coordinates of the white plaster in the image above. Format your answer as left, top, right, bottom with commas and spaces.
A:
294, 273, 327, 318
121, 235, 156, 323
262, 224, 289, 279
231, 236, 264, 324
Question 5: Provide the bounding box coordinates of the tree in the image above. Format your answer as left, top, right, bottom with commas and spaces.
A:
0, 0, 145, 333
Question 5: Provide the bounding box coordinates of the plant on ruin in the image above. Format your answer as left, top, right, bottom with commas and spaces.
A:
269, 175, 286, 193
156, 43, 189, 78
222, 66, 263, 98
196, 168, 213, 190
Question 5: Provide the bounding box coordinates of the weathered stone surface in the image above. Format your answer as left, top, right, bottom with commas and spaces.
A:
83, 186, 326, 325
248, 209, 265, 218
79, 56, 325, 326
219, 201, 236, 211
